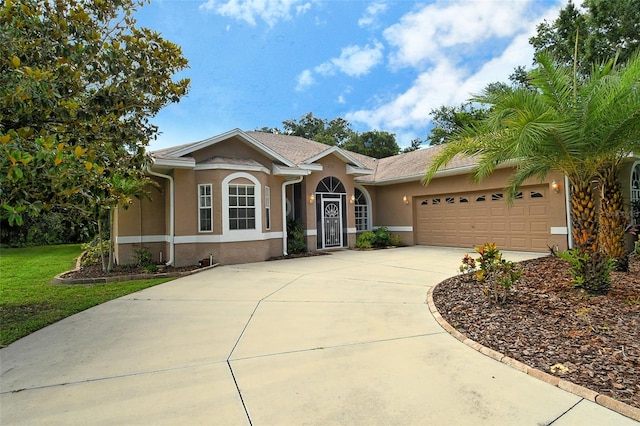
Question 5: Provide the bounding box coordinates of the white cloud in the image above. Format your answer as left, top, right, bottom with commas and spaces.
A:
199, 0, 312, 27
384, 0, 533, 69
295, 69, 315, 92
358, 2, 388, 28
296, 42, 384, 92
316, 42, 384, 77
330, 41, 384, 77
347, 0, 564, 142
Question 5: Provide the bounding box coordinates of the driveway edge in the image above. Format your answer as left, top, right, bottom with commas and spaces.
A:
426, 286, 640, 422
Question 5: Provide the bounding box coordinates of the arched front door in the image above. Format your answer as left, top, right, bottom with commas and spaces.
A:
315, 177, 347, 249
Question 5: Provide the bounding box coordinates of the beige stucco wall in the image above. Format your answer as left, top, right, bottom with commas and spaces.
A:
115, 176, 169, 265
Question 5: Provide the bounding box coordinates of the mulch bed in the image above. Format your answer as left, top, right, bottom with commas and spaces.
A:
61, 264, 200, 279
432, 255, 640, 410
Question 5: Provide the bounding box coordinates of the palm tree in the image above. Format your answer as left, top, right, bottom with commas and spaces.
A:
424, 50, 640, 294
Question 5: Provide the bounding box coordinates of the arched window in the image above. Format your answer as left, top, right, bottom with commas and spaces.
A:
354, 187, 370, 231
316, 176, 346, 193
222, 172, 262, 237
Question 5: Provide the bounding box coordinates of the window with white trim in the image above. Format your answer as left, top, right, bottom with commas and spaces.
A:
354, 188, 369, 231
265, 186, 271, 230
198, 184, 213, 232
229, 184, 256, 230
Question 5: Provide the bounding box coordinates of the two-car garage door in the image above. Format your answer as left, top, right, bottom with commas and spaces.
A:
415, 185, 553, 252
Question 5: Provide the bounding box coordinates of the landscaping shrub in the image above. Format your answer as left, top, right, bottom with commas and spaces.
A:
356, 228, 404, 249
80, 239, 111, 267
133, 247, 154, 267
287, 219, 307, 254
356, 231, 376, 248
559, 249, 614, 294
374, 227, 391, 246
388, 234, 404, 247
459, 243, 523, 304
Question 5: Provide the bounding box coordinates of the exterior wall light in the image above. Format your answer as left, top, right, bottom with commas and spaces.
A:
309, 194, 315, 204
551, 180, 560, 193
403, 195, 409, 204
349, 194, 355, 204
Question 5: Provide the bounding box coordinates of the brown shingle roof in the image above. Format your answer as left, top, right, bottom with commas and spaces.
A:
246, 131, 333, 164
151, 130, 478, 184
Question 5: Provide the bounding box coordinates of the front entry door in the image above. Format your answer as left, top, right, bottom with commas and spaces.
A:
322, 198, 343, 248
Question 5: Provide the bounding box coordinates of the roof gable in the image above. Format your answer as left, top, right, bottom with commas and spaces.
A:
154, 128, 297, 168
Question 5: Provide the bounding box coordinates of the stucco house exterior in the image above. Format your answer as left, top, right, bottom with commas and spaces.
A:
114, 129, 640, 266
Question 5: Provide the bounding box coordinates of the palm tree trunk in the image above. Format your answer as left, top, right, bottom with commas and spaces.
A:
570, 179, 599, 253
598, 163, 628, 271
568, 179, 611, 294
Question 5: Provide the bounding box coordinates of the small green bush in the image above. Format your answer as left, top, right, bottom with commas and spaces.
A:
460, 243, 523, 304
374, 227, 391, 247
356, 231, 376, 248
80, 238, 111, 266
287, 219, 307, 254
559, 249, 613, 294
388, 234, 404, 247
133, 247, 154, 267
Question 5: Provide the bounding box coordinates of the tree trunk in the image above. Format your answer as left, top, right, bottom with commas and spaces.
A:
570, 180, 599, 253
97, 210, 107, 272
569, 179, 611, 294
598, 163, 628, 271
108, 207, 115, 272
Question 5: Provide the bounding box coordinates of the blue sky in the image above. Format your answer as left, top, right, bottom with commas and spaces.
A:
135, 0, 565, 151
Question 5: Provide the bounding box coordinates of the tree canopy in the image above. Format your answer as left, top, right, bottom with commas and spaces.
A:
0, 0, 190, 226
530, 0, 640, 73
263, 112, 405, 159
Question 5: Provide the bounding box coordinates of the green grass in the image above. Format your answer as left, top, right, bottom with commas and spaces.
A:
0, 244, 172, 347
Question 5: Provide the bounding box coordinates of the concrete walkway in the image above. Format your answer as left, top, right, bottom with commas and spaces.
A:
1, 246, 636, 425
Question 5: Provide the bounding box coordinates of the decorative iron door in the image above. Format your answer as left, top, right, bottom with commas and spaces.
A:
322, 198, 342, 248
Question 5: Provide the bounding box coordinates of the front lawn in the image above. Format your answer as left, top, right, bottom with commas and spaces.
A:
0, 244, 172, 347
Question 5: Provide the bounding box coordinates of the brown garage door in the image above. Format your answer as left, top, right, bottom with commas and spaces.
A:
416, 185, 552, 251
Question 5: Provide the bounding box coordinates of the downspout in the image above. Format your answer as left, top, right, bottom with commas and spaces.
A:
282, 176, 304, 256
565, 175, 573, 249
146, 166, 175, 266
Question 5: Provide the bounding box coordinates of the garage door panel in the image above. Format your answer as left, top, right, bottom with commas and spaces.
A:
530, 221, 547, 232
529, 205, 547, 216
509, 237, 527, 250
416, 185, 556, 252
510, 222, 527, 232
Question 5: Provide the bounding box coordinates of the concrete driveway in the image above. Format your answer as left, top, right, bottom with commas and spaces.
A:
1, 246, 636, 425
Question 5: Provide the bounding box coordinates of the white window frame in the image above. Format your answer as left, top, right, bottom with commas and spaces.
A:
198, 184, 213, 232
228, 184, 256, 230
222, 172, 262, 239
354, 186, 372, 231
265, 186, 271, 230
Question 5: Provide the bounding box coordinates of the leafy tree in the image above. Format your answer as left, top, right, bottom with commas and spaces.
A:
426, 103, 488, 146
402, 138, 423, 153
342, 130, 400, 159
0, 0, 190, 228
282, 113, 354, 146
424, 50, 640, 294
530, 0, 640, 73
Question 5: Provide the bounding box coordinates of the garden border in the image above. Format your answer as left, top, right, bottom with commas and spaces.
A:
51, 253, 219, 285
426, 285, 640, 422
